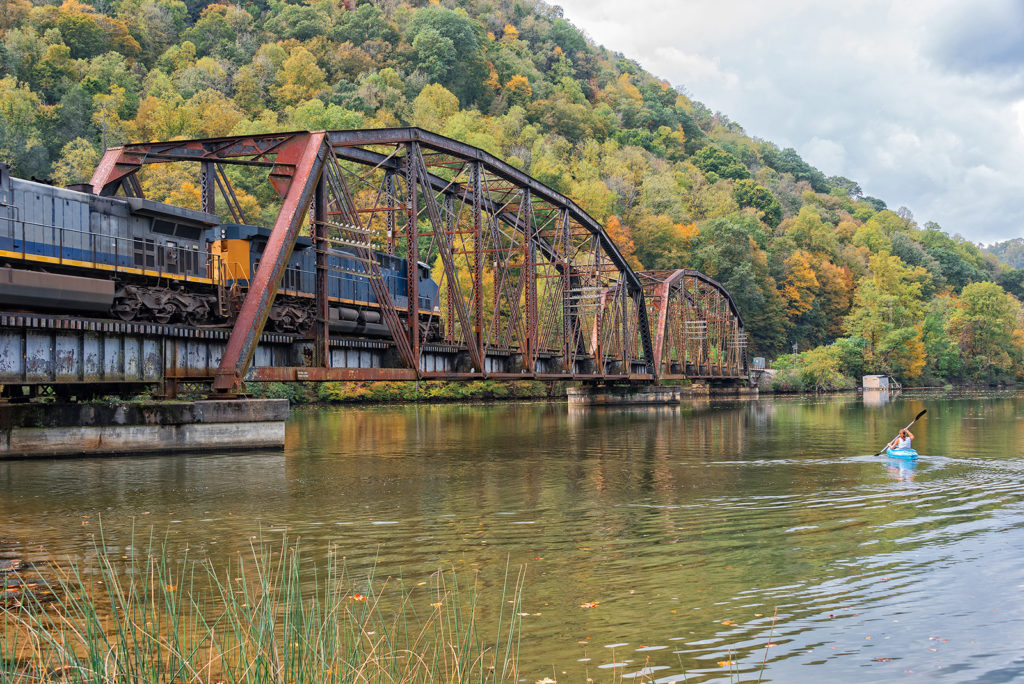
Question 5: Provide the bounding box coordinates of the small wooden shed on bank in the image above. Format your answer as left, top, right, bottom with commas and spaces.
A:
863, 375, 889, 390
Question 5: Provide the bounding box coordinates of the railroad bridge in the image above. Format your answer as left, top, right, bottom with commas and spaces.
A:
0, 128, 748, 399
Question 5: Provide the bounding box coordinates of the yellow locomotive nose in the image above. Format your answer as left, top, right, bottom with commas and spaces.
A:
211, 238, 253, 283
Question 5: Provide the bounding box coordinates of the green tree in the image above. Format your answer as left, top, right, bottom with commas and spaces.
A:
50, 136, 99, 185
405, 7, 485, 105
690, 144, 749, 181
732, 179, 781, 228
0, 75, 49, 177
272, 47, 326, 106
180, 3, 250, 60
91, 84, 131, 148
760, 144, 828, 192
411, 83, 460, 131
946, 282, 1024, 381
285, 99, 363, 131
844, 254, 929, 379
920, 294, 962, 382
330, 3, 398, 47
784, 205, 837, 257
996, 268, 1024, 300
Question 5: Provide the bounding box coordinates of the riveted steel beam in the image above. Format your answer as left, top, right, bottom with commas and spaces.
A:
213, 132, 327, 392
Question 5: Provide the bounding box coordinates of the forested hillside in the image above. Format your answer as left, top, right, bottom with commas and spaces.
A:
2, 0, 1023, 387
984, 238, 1024, 269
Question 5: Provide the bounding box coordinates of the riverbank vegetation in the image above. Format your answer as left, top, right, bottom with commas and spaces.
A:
1, 535, 524, 682
3, 0, 1022, 390
247, 379, 560, 403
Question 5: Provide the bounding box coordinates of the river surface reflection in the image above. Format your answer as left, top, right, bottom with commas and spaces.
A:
3, 391, 1024, 682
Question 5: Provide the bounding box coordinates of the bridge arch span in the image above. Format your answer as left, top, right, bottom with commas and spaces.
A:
85, 128, 747, 391
640, 269, 748, 380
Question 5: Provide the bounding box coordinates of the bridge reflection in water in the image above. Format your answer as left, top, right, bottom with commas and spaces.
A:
1, 128, 748, 397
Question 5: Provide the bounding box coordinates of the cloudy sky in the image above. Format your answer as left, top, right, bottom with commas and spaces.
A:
554, 0, 1024, 244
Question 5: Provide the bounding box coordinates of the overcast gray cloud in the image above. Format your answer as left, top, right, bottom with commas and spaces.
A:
553, 0, 1024, 243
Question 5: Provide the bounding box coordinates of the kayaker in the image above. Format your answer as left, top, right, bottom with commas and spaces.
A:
888, 428, 913, 450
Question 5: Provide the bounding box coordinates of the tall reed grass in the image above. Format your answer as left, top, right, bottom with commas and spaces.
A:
1, 532, 524, 683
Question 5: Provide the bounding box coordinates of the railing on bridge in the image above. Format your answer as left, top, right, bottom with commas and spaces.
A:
0, 128, 748, 396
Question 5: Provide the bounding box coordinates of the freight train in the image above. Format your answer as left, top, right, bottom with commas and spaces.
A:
0, 163, 441, 337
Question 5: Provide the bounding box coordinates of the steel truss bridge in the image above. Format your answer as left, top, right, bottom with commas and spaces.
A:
1, 129, 748, 397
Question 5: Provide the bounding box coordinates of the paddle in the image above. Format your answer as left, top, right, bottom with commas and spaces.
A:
875, 409, 927, 456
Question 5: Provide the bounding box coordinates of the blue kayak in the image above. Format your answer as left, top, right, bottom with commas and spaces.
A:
887, 447, 919, 459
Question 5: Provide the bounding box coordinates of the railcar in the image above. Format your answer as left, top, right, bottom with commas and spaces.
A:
0, 163, 440, 337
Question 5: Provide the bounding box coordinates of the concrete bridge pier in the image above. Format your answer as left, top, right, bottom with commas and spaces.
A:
0, 399, 288, 459
567, 380, 758, 406
567, 383, 685, 406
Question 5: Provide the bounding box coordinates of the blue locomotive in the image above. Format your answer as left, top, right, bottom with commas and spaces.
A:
0, 163, 440, 336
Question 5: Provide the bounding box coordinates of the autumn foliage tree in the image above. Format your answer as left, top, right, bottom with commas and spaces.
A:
946, 282, 1024, 381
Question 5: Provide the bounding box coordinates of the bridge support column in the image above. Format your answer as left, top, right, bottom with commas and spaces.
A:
567, 383, 683, 406
0, 399, 288, 459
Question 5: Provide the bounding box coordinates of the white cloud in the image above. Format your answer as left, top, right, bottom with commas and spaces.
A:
803, 138, 846, 173
555, 0, 1024, 243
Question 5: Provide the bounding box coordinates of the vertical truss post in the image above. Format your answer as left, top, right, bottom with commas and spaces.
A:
701, 283, 710, 374
384, 171, 397, 256
314, 173, 329, 367
522, 189, 537, 372
491, 214, 501, 349
404, 146, 420, 370
200, 162, 215, 215
652, 278, 673, 375
559, 210, 572, 372
620, 286, 629, 373
686, 276, 695, 372
471, 163, 485, 360
591, 290, 607, 375
716, 293, 725, 376
444, 194, 455, 343
212, 132, 326, 393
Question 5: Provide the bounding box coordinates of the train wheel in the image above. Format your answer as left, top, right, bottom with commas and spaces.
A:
112, 298, 140, 321
183, 301, 210, 326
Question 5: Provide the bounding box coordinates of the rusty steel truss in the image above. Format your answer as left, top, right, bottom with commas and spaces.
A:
641, 270, 749, 380
87, 128, 747, 393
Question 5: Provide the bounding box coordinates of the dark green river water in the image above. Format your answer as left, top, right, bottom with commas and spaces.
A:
3, 391, 1024, 682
